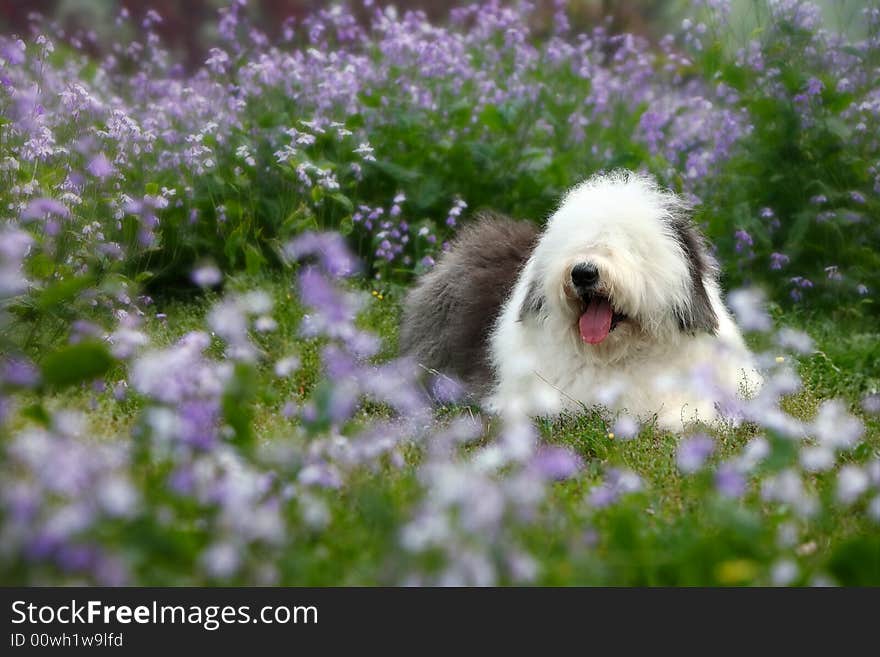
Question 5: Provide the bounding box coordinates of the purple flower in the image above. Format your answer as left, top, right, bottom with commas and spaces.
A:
327, 383, 359, 425
286, 232, 359, 278
805, 77, 824, 97
281, 401, 298, 418
733, 229, 753, 253
298, 462, 343, 489
22, 198, 70, 221
789, 277, 814, 301
611, 414, 639, 440
588, 484, 618, 509
862, 394, 880, 415
530, 446, 582, 481
192, 264, 222, 288
676, 434, 715, 473
589, 468, 643, 509
715, 463, 746, 498
1, 358, 40, 388
1, 38, 26, 66
179, 400, 219, 450
431, 374, 465, 404
769, 252, 789, 270
297, 267, 358, 339
86, 152, 115, 179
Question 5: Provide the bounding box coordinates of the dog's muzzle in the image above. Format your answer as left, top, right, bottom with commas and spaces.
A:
570, 262, 599, 294
570, 262, 627, 344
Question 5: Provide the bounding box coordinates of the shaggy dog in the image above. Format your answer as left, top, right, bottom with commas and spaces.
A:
400, 171, 761, 431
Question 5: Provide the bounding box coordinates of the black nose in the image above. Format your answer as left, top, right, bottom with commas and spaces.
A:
571, 262, 599, 289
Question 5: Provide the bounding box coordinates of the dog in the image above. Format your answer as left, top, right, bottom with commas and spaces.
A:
400, 171, 762, 431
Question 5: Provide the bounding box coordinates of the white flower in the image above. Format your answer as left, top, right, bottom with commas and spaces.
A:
837, 465, 869, 505
201, 542, 240, 578
868, 496, 880, 523
771, 559, 799, 586
241, 290, 273, 315
98, 476, 139, 517
812, 400, 864, 450
728, 288, 772, 332
254, 316, 277, 332
735, 436, 770, 472
274, 356, 301, 377
800, 446, 834, 472
761, 469, 817, 517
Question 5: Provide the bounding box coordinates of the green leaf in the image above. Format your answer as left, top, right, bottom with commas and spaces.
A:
135, 270, 155, 284
26, 253, 56, 280
828, 535, 880, 585
222, 362, 257, 450
479, 104, 505, 132
839, 46, 864, 60
449, 99, 474, 128
358, 92, 382, 108
244, 244, 267, 275
345, 113, 365, 129
282, 206, 319, 236
330, 192, 354, 213
224, 199, 243, 222
521, 148, 553, 173
36, 274, 95, 312
20, 403, 51, 426
41, 342, 114, 390
823, 117, 852, 142
368, 159, 420, 183
782, 210, 816, 260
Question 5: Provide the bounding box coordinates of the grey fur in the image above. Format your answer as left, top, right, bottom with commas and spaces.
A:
399, 213, 540, 395
518, 277, 545, 322
669, 217, 719, 334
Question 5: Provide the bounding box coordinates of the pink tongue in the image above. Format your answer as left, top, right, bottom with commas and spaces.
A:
579, 298, 613, 344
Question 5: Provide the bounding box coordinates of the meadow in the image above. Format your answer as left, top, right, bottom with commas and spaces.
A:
1, 0, 879, 585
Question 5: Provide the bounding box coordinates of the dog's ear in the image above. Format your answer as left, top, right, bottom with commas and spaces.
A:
518, 277, 544, 322
671, 219, 718, 334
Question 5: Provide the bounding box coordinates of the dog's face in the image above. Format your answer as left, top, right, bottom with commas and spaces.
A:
520, 172, 718, 360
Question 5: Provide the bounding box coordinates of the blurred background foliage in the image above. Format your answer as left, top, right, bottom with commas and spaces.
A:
3, 1, 871, 61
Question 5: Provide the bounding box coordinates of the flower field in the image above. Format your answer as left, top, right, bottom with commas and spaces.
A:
1, 0, 879, 586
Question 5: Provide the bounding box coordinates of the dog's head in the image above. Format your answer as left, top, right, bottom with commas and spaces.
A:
520, 171, 718, 359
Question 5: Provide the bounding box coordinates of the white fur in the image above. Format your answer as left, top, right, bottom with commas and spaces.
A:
486, 171, 762, 432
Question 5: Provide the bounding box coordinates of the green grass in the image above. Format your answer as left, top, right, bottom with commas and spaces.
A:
14, 272, 880, 585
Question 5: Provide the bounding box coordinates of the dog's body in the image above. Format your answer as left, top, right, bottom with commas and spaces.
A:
400, 171, 761, 431
399, 216, 540, 394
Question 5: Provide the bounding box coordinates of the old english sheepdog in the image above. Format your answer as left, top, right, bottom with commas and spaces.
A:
400, 171, 762, 431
